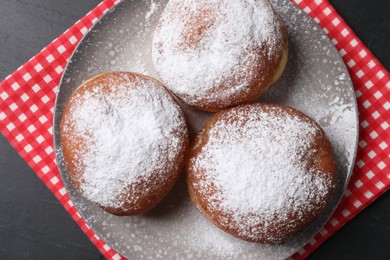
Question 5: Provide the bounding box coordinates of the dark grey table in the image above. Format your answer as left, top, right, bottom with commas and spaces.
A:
0, 1, 389, 259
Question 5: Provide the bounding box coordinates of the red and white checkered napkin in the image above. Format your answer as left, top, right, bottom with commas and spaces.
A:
0, 0, 389, 258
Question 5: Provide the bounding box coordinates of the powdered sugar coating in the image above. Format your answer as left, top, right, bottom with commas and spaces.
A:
188, 104, 335, 243
152, 0, 284, 109
61, 73, 187, 212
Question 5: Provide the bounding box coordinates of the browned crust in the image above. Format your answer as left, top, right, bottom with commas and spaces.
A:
193, 22, 290, 112
60, 72, 189, 216
186, 103, 336, 243
154, 4, 289, 112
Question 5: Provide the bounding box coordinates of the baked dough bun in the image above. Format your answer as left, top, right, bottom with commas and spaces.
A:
60, 72, 189, 216
152, 0, 288, 112
187, 103, 336, 243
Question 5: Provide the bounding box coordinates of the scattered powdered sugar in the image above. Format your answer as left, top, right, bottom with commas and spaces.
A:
189, 216, 242, 257
192, 105, 333, 241
145, 0, 160, 23
152, 0, 283, 107
128, 59, 147, 74
63, 74, 185, 209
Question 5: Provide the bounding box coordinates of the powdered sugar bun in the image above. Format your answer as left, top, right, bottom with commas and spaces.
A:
152, 0, 288, 112
60, 72, 189, 216
187, 103, 336, 243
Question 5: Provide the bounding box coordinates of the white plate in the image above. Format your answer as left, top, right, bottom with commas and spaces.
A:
54, 0, 358, 259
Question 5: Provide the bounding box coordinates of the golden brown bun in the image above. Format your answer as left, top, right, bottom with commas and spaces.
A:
152, 0, 289, 112
60, 72, 189, 216
187, 103, 336, 243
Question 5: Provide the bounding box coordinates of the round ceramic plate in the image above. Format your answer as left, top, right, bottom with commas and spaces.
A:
53, 0, 359, 259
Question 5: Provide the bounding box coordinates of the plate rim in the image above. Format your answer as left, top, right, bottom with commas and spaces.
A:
52, 0, 360, 258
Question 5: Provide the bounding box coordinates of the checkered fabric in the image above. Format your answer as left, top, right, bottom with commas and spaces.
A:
0, 0, 389, 259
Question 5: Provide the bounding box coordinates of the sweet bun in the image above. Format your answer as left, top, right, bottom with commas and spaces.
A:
187, 103, 336, 243
60, 72, 189, 216
152, 0, 288, 112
